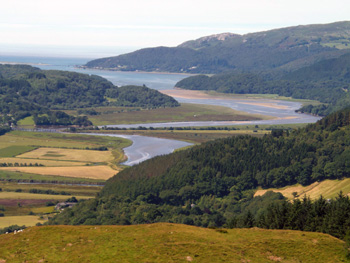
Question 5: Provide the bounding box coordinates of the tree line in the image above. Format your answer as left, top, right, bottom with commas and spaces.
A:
0, 64, 179, 129
176, 53, 350, 116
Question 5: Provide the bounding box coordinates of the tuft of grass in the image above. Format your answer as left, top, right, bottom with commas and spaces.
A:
0, 223, 347, 262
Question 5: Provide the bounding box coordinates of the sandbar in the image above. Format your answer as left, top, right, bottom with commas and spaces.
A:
162, 89, 290, 110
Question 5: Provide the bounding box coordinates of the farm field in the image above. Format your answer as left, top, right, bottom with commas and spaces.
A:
0, 223, 346, 262
0, 182, 102, 197
0, 191, 91, 200
0, 170, 105, 184
255, 178, 350, 200
0, 157, 88, 167
0, 131, 131, 153
0, 131, 130, 178
0, 215, 43, 228
77, 103, 271, 126
0, 131, 128, 227
0, 165, 118, 180
17, 147, 114, 163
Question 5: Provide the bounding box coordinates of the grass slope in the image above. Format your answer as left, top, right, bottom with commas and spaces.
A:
255, 178, 350, 200
0, 223, 346, 262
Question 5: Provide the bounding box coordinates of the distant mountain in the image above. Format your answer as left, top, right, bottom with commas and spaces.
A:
85, 21, 350, 74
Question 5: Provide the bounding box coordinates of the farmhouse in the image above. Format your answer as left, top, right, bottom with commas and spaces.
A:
55, 202, 77, 211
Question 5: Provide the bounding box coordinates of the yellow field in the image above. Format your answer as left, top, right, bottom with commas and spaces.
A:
0, 191, 91, 200
31, 206, 55, 214
0, 216, 43, 228
254, 178, 350, 200
0, 165, 118, 180
0, 158, 88, 167
17, 147, 114, 163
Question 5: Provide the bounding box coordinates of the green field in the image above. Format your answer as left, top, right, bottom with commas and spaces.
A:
0, 146, 37, 158
16, 116, 35, 127
78, 103, 271, 125
0, 216, 43, 228
0, 170, 105, 184
0, 181, 102, 197
0, 191, 91, 200
0, 223, 346, 262
0, 131, 131, 151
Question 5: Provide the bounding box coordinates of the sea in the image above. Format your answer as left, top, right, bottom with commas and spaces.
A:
0, 55, 189, 90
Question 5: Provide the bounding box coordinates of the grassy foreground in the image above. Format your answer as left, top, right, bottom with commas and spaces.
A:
0, 223, 346, 262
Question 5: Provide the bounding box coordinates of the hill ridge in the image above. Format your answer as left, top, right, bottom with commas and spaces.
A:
84, 21, 350, 73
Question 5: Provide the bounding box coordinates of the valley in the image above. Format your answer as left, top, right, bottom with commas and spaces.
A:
1, 20, 350, 261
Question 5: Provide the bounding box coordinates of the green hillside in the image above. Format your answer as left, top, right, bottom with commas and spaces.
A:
0, 223, 347, 262
0, 65, 179, 127
176, 53, 350, 115
84, 21, 350, 73
50, 108, 350, 239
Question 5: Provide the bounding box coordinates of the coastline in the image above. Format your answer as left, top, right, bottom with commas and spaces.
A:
0, 61, 49, 66
161, 89, 291, 110
77, 66, 197, 76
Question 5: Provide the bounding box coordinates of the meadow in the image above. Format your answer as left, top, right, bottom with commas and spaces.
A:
0, 223, 346, 262
71, 103, 271, 126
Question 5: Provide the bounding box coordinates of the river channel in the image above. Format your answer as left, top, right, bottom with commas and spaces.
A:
2, 56, 322, 165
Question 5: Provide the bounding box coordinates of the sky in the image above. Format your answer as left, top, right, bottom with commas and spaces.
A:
1, 0, 349, 58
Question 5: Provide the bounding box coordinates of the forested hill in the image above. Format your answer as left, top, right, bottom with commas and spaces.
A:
0, 65, 179, 126
84, 21, 350, 73
50, 107, 350, 238
176, 53, 350, 116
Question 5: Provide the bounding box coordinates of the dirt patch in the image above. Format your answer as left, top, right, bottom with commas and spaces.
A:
267, 255, 282, 261
161, 89, 216, 100
239, 102, 289, 110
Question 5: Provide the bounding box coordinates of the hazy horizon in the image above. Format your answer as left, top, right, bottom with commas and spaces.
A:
1, 0, 349, 58
1, 20, 349, 59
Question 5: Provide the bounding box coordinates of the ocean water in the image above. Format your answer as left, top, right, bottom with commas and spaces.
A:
0, 55, 190, 90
